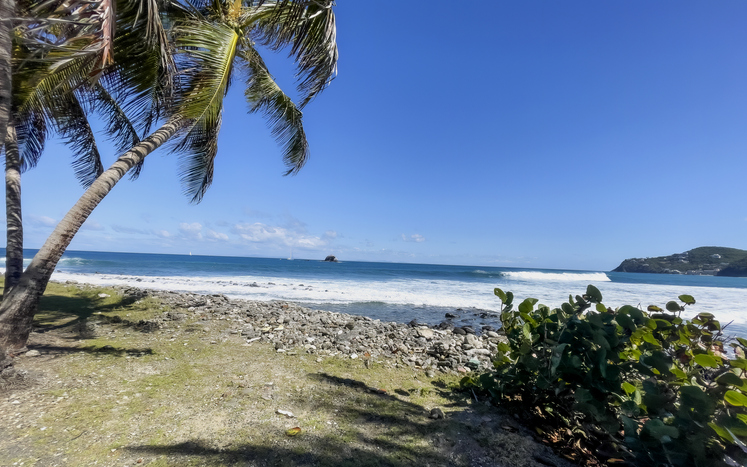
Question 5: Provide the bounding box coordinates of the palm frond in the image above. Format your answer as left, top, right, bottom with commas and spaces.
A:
241, 44, 307, 175
49, 90, 105, 187
14, 109, 47, 172
171, 18, 238, 201
251, 0, 338, 107
174, 111, 219, 203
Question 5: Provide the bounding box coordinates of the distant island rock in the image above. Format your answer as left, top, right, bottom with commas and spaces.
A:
323, 255, 339, 263
612, 246, 747, 277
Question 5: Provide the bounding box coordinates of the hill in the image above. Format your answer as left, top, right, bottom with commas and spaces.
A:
612, 246, 747, 276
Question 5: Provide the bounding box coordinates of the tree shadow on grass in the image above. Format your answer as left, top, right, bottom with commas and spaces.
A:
124, 373, 507, 467
27, 343, 154, 358
35, 293, 141, 325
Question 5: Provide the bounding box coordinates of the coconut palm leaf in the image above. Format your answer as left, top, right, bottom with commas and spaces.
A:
172, 18, 238, 202
13, 108, 46, 171
241, 44, 307, 175
252, 0, 337, 107
49, 90, 105, 187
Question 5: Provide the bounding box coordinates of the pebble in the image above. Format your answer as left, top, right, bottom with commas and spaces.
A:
96, 285, 509, 376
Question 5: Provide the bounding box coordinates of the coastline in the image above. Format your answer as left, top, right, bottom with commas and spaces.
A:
69, 280, 508, 376
0, 279, 575, 466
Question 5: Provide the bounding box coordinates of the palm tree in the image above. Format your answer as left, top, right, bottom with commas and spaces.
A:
0, 0, 338, 353
0, 0, 15, 172
1, 0, 168, 295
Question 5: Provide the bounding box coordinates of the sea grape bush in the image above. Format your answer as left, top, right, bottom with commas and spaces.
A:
460, 285, 747, 466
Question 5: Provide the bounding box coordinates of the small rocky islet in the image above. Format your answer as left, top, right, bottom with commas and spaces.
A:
99, 283, 507, 376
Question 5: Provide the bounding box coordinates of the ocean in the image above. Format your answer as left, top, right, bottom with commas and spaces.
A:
4, 249, 747, 337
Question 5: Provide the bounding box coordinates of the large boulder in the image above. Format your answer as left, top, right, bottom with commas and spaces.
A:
323, 255, 339, 262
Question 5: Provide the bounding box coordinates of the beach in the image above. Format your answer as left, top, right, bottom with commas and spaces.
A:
29, 250, 747, 338
0, 280, 576, 467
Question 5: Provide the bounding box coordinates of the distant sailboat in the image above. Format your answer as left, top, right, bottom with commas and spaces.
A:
288, 247, 293, 261
189, 251, 192, 256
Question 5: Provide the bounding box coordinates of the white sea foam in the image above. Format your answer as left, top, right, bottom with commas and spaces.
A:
45, 269, 747, 331
501, 271, 612, 282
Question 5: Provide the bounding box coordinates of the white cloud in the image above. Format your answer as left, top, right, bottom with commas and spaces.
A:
232, 222, 327, 249
156, 230, 171, 238
81, 221, 105, 231
323, 230, 338, 240
401, 233, 425, 243
27, 215, 57, 227
179, 222, 203, 240
111, 224, 149, 235
206, 229, 229, 241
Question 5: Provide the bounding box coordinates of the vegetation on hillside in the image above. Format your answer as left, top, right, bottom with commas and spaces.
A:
462, 285, 747, 466
613, 246, 747, 276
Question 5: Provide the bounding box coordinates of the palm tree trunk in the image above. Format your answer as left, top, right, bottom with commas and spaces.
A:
0, 119, 181, 352
3, 120, 23, 296
0, 0, 13, 152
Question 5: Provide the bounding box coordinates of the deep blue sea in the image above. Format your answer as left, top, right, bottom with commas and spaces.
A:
4, 249, 747, 336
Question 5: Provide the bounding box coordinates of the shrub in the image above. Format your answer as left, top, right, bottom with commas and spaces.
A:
461, 285, 747, 466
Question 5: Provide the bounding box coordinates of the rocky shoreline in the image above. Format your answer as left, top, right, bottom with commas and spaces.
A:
90, 282, 506, 376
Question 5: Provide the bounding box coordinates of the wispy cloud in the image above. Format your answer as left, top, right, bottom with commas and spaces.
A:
401, 233, 425, 243
112, 224, 150, 235
179, 222, 203, 240
27, 215, 57, 227
81, 221, 105, 231
206, 229, 229, 242
232, 222, 328, 249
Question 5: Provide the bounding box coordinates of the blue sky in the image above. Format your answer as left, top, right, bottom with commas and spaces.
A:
17, 1, 747, 270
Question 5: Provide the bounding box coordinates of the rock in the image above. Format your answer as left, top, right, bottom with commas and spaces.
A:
429, 408, 445, 419
97, 293, 110, 298
407, 319, 419, 327
445, 313, 458, 319
417, 328, 434, 339
323, 255, 339, 262
452, 327, 467, 335
25, 350, 40, 357
486, 331, 500, 338
462, 326, 476, 335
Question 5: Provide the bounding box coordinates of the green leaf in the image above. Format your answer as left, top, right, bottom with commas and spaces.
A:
518, 298, 538, 314
717, 372, 745, 388
642, 419, 679, 441
666, 301, 682, 312
585, 285, 603, 303
647, 305, 663, 312
494, 288, 507, 302
693, 354, 721, 368
505, 291, 514, 307
622, 381, 636, 395
737, 337, 747, 348
550, 343, 569, 375
678, 294, 696, 305
725, 390, 747, 407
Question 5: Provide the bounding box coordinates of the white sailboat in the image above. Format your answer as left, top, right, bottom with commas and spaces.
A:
287, 247, 293, 261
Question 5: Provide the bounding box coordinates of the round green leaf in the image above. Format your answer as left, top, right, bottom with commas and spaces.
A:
666, 301, 682, 312
724, 390, 747, 407
621, 382, 636, 395
693, 354, 721, 368
678, 294, 696, 305
494, 288, 507, 302
585, 284, 603, 303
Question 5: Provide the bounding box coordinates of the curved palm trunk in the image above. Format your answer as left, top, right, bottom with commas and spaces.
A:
0, 0, 13, 150
0, 119, 181, 352
3, 120, 23, 296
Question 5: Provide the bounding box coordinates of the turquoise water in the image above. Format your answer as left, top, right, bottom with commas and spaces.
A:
4, 249, 747, 336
